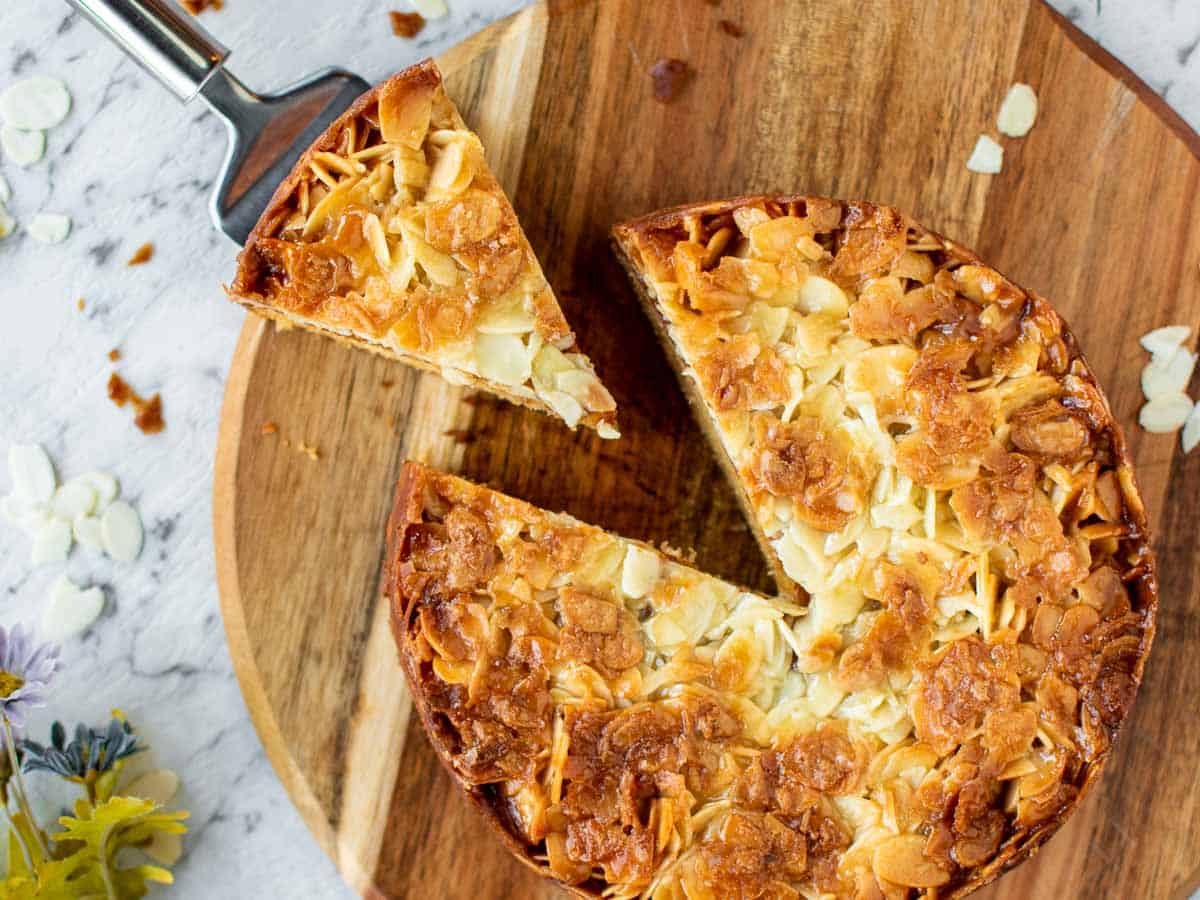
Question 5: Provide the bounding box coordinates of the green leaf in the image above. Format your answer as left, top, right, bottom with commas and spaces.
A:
44, 795, 189, 899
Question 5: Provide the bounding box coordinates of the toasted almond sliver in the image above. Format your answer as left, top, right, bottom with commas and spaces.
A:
1, 126, 45, 166
0, 76, 71, 130
9, 444, 56, 503
1139, 393, 1193, 433
997, 83, 1038, 138
966, 135, 1003, 174
101, 500, 143, 562
27, 212, 71, 244
474, 333, 532, 388
1140, 325, 1191, 356
621, 545, 661, 599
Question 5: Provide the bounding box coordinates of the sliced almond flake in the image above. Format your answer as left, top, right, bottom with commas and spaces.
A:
43, 575, 104, 642
965, 135, 1003, 174
1139, 393, 1193, 433
27, 212, 70, 244
8, 443, 56, 503
31, 518, 71, 565
474, 333, 532, 388
542, 389, 584, 428
1183, 402, 1200, 453
73, 472, 118, 509
1140, 325, 1191, 356
100, 500, 142, 562
0, 202, 14, 239
0, 76, 71, 130
1, 494, 50, 535
1, 125, 45, 167
1141, 350, 1198, 400
409, 0, 448, 19
0, 172, 10, 203
72, 513, 104, 550
52, 481, 97, 519
996, 83, 1038, 137
621, 545, 661, 599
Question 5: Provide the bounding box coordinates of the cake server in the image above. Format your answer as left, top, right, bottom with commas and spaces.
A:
66, 0, 369, 243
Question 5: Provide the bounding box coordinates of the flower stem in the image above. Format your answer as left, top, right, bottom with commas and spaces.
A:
98, 828, 118, 900
2, 802, 33, 874
2, 716, 49, 860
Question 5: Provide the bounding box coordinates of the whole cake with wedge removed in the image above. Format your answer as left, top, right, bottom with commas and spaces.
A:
228, 60, 618, 436
385, 196, 1156, 899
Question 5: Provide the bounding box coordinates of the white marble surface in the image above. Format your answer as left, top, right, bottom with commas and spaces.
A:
0, 0, 1196, 897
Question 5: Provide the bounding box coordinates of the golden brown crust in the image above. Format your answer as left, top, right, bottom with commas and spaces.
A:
228, 60, 618, 436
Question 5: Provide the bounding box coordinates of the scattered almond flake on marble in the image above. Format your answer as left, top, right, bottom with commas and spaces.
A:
996, 83, 1038, 138
72, 513, 104, 550
0, 202, 15, 239
1, 494, 50, 535
1139, 393, 1193, 433
42, 575, 104, 642
0, 173, 10, 203
73, 471, 118, 509
1141, 349, 1198, 400
52, 480, 97, 519
9, 443, 57, 502
0, 76, 71, 130
27, 212, 70, 244
1140, 325, 1190, 357
31, 517, 72, 566
126, 769, 180, 806
409, 0, 448, 18
100, 500, 143, 562
965, 135, 1003, 174
1, 125, 45, 166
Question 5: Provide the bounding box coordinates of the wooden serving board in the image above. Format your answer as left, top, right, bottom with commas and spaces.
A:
213, 1, 1200, 897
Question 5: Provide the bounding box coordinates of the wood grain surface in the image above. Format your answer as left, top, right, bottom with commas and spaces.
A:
212, 1, 1200, 897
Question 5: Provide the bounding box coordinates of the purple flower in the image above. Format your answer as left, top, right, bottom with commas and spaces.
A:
0, 624, 59, 728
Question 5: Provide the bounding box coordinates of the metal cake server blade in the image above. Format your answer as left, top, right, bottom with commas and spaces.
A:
67, 0, 370, 243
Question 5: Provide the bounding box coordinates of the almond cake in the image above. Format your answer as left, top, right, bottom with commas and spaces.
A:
385, 194, 1157, 899
228, 60, 618, 437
